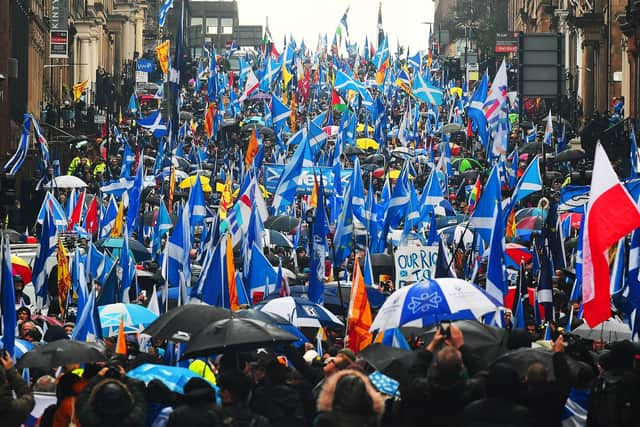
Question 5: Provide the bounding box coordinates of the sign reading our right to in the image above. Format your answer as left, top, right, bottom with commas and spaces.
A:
394, 245, 439, 288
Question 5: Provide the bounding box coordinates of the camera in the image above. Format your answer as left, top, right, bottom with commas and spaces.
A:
439, 320, 452, 339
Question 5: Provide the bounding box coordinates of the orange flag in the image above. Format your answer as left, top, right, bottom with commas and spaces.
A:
168, 166, 176, 214
226, 235, 239, 310
204, 102, 215, 139
156, 40, 170, 74
111, 201, 124, 237
346, 257, 373, 353
245, 129, 259, 167
57, 240, 72, 310
115, 314, 127, 355
309, 173, 319, 208
290, 93, 297, 131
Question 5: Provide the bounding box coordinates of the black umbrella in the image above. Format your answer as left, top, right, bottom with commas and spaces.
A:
553, 148, 586, 162
235, 308, 290, 324
143, 304, 233, 342
359, 343, 416, 383
492, 347, 577, 380
264, 215, 300, 233
259, 127, 275, 139
415, 320, 508, 369
362, 154, 385, 165
2, 229, 24, 243
17, 340, 107, 369
361, 163, 378, 173
344, 146, 365, 156
519, 141, 544, 154
182, 318, 299, 357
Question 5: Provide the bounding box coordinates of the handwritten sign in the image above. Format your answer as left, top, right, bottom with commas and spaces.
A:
394, 245, 438, 287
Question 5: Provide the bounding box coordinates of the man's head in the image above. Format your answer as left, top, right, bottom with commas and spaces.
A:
525, 362, 548, 385
13, 275, 24, 292
19, 320, 35, 338
217, 371, 252, 405
434, 346, 464, 380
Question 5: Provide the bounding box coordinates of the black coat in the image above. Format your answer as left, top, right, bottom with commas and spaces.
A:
0, 366, 35, 427
518, 352, 571, 427
460, 398, 529, 427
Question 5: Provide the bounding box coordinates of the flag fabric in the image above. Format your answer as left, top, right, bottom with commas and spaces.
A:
333, 68, 373, 105
247, 242, 278, 301
508, 156, 542, 212
272, 138, 307, 214
138, 110, 169, 137
467, 175, 482, 214
100, 196, 118, 239
225, 235, 239, 311
412, 73, 444, 106
119, 226, 133, 303
158, 0, 174, 27
561, 388, 590, 427
1, 236, 16, 357
245, 130, 260, 167
32, 115, 50, 169
483, 60, 508, 130
204, 103, 215, 139
3, 114, 31, 175
582, 143, 640, 327
346, 257, 373, 353
72, 80, 88, 102
115, 315, 127, 355
72, 285, 101, 342
544, 110, 554, 146
486, 197, 507, 306
84, 196, 99, 234
67, 190, 86, 231
333, 184, 354, 267
187, 174, 207, 226
309, 179, 329, 304
57, 239, 72, 312
470, 165, 501, 243
377, 2, 384, 45
156, 40, 170, 74
111, 201, 124, 238
240, 68, 260, 102
271, 95, 291, 132
33, 206, 57, 300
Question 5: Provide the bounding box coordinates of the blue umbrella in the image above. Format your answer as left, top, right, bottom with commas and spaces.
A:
98, 303, 159, 336
369, 371, 400, 397
0, 338, 34, 359
370, 278, 503, 331
127, 363, 218, 394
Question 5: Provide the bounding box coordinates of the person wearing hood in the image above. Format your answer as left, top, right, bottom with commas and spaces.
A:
167, 377, 220, 427
315, 369, 385, 427
0, 352, 34, 427
217, 371, 270, 427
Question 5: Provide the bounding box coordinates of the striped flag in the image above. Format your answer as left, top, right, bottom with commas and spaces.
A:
3, 114, 31, 175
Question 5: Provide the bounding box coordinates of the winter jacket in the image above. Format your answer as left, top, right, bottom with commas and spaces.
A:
0, 366, 35, 427
460, 398, 529, 427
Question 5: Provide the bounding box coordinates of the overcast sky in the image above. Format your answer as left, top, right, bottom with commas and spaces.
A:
236, 0, 435, 54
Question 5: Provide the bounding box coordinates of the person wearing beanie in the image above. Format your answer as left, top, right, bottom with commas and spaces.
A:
0, 352, 34, 427
76, 371, 146, 427
315, 369, 385, 427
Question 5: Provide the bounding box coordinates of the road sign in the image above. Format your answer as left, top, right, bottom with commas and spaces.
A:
496, 32, 518, 53
518, 33, 563, 98
50, 31, 69, 58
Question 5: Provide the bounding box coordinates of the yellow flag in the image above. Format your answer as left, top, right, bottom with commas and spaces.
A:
57, 240, 72, 310
168, 166, 176, 214
282, 62, 293, 89
220, 176, 233, 219
111, 201, 124, 237
309, 173, 319, 208
156, 40, 170, 74
73, 80, 88, 102
290, 94, 297, 131
226, 235, 239, 311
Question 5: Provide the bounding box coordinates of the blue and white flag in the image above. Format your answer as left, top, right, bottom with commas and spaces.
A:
32, 115, 50, 169
544, 110, 554, 146
72, 284, 101, 342
507, 155, 542, 212
272, 137, 307, 214
561, 388, 590, 427
334, 68, 373, 105
33, 206, 57, 300
309, 179, 329, 304
187, 174, 207, 226
271, 95, 290, 132
412, 72, 444, 106
470, 165, 502, 244
158, 0, 174, 27
3, 114, 31, 175
1, 236, 16, 357
138, 110, 169, 138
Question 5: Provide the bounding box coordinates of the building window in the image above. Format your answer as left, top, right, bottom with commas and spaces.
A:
206, 18, 219, 34
191, 17, 203, 30
221, 18, 233, 34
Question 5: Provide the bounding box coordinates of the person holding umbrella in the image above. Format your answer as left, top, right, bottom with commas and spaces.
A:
0, 352, 35, 427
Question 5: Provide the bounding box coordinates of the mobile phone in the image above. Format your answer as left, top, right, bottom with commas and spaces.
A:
439, 321, 451, 339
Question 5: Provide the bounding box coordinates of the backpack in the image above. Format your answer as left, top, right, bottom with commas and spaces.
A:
590, 372, 639, 427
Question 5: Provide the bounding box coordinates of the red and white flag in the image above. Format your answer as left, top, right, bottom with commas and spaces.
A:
582, 143, 640, 327
239, 68, 260, 102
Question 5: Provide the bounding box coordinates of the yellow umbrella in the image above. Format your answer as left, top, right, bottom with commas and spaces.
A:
356, 123, 375, 133
449, 87, 463, 99
179, 176, 212, 192
388, 169, 414, 180
356, 138, 379, 150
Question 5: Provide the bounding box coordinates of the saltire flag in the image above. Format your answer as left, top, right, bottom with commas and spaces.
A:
309, 178, 329, 304
72, 283, 101, 342
33, 206, 57, 300
32, 115, 50, 169
408, 51, 422, 70
333, 184, 355, 267
582, 143, 640, 327
486, 196, 507, 309
128, 92, 140, 114
138, 110, 168, 138
1, 235, 17, 357
271, 95, 291, 132
3, 114, 31, 175
272, 137, 307, 214
158, 0, 174, 27
246, 242, 278, 301
412, 72, 444, 106
507, 155, 542, 213
346, 256, 373, 353
333, 68, 373, 105
470, 165, 501, 244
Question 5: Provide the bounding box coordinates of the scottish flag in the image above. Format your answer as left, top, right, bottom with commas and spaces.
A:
334, 68, 373, 105
412, 72, 444, 106
36, 192, 68, 228
32, 116, 50, 168
158, 0, 174, 27
508, 156, 542, 212
351, 158, 366, 223
561, 388, 589, 427
4, 114, 31, 175
272, 137, 307, 214
187, 174, 207, 225
470, 165, 501, 244
333, 184, 354, 266
138, 110, 168, 138
271, 95, 290, 132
